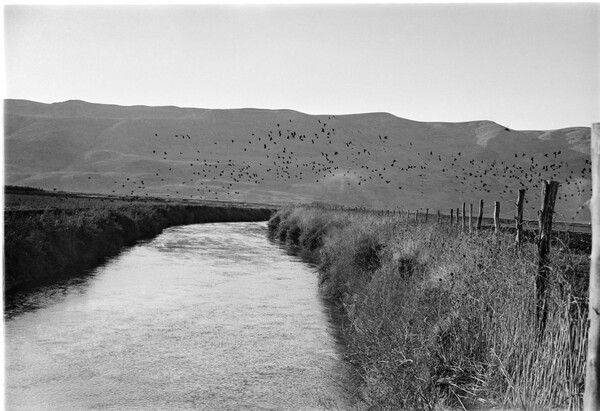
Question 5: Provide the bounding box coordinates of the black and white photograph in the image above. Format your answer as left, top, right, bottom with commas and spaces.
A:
3, 1, 599, 409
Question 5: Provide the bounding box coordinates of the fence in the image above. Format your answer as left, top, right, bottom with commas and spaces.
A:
296, 127, 598, 408
584, 123, 599, 409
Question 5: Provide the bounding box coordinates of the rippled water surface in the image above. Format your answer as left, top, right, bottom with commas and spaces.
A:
5, 222, 353, 410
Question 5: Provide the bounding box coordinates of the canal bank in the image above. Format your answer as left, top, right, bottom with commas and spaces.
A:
4, 200, 273, 293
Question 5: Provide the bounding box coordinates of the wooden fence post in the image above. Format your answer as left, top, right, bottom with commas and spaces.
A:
462, 202, 466, 231
536, 180, 560, 334
494, 201, 500, 234
515, 189, 526, 247
477, 200, 484, 231
415, 210, 419, 223
585, 123, 600, 410
469, 203, 473, 234
450, 209, 454, 227
456, 207, 460, 227
425, 208, 429, 223
437, 210, 441, 224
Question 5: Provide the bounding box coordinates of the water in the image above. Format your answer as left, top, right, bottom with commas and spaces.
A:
5, 222, 355, 410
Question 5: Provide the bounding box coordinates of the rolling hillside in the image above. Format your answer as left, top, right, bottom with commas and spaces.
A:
4, 99, 592, 221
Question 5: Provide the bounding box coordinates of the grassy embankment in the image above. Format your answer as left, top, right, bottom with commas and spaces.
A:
4, 187, 273, 293
269, 206, 589, 410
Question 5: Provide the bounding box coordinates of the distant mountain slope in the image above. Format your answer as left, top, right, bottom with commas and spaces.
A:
4, 99, 592, 221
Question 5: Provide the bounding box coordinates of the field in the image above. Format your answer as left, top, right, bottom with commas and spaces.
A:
269, 205, 591, 410
4, 186, 273, 293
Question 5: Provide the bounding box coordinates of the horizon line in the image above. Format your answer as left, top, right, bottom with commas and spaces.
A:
5, 97, 593, 131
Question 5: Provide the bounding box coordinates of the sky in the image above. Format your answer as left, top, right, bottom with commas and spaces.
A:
3, 3, 599, 130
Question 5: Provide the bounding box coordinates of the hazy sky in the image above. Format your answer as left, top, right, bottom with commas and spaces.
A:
4, 3, 599, 130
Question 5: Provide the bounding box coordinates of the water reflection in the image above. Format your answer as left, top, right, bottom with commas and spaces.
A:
273, 240, 352, 363
5, 275, 93, 319
5, 222, 356, 410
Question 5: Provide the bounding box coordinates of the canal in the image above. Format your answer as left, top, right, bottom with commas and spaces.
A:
5, 222, 355, 410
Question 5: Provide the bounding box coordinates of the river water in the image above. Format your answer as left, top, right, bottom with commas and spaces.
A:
5, 222, 355, 410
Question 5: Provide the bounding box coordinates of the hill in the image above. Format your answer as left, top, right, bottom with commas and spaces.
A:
4, 99, 592, 221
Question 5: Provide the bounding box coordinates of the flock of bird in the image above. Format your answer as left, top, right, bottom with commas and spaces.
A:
88, 114, 590, 221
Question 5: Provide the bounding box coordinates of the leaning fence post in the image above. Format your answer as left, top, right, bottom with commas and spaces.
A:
536, 180, 560, 335
494, 201, 500, 234
585, 123, 600, 410
450, 209, 454, 227
477, 200, 484, 231
437, 210, 441, 224
515, 189, 526, 247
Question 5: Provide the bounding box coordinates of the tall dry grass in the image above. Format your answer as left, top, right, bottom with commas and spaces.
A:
269, 206, 589, 410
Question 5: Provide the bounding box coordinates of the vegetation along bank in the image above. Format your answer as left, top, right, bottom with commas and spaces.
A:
268, 205, 590, 410
4, 187, 273, 293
